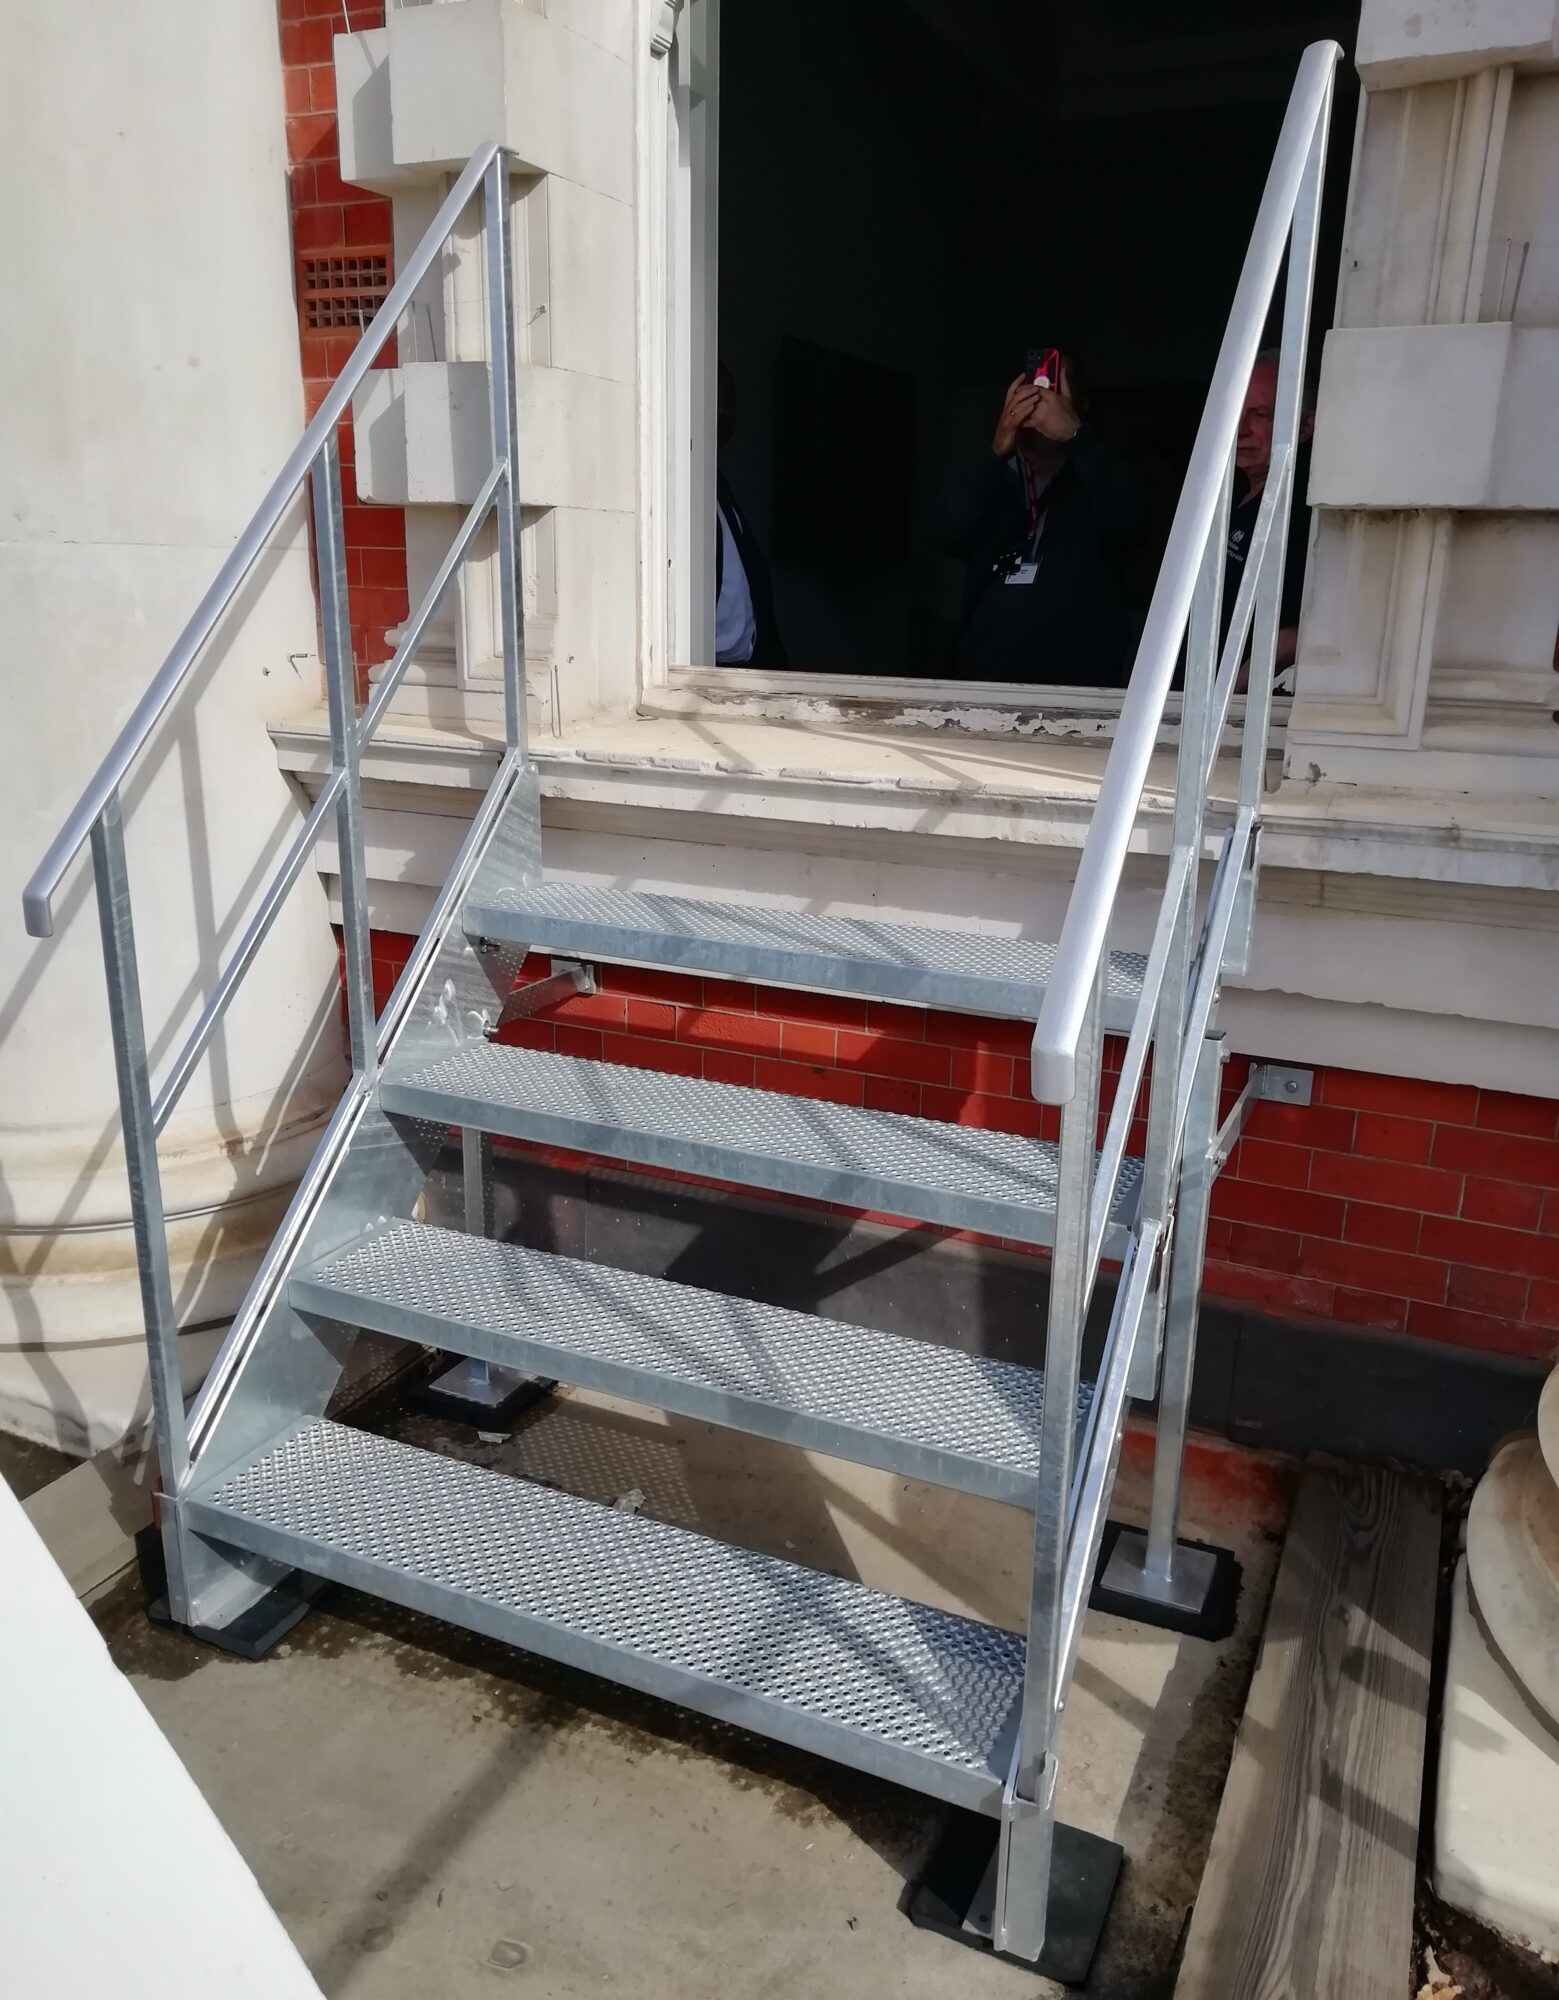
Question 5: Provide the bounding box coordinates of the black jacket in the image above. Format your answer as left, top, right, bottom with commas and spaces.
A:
946, 429, 1147, 688
716, 472, 788, 669
1222, 439, 1312, 652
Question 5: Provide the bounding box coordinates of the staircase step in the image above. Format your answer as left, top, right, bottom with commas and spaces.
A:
380, 1045, 1142, 1251
186, 1416, 1021, 1813
466, 881, 1147, 1026
295, 1220, 1087, 1506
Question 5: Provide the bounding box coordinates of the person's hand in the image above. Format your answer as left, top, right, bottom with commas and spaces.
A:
992, 364, 1082, 456
992, 376, 1043, 457
1027, 358, 1081, 443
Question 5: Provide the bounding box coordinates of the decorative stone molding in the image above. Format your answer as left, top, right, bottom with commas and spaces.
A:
651, 1, 684, 59
1357, 0, 1559, 87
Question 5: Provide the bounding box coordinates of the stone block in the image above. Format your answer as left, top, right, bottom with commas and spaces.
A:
1357, 0, 1559, 87
353, 361, 634, 513
1310, 324, 1559, 509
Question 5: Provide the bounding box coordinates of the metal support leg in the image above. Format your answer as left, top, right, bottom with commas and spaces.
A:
483, 149, 527, 757
1098, 1032, 1239, 1635
991, 968, 1120, 1968
91, 797, 194, 1613
418, 1125, 550, 1427
313, 432, 375, 1082
94, 797, 318, 1650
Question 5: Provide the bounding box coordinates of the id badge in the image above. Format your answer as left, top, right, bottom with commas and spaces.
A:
1005, 561, 1039, 586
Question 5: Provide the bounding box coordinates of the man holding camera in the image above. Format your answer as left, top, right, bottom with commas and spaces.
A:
947, 352, 1146, 688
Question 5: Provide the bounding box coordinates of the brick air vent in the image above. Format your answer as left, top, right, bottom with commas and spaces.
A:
300, 253, 390, 332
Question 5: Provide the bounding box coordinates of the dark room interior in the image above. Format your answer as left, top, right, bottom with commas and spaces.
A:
715, 0, 1359, 679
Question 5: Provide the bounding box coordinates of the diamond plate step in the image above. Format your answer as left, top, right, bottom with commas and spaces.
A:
380, 1045, 1142, 1251
466, 881, 1146, 1027
294, 1220, 1088, 1506
185, 1416, 1021, 1814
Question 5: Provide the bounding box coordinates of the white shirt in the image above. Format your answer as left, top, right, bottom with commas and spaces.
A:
715, 501, 757, 664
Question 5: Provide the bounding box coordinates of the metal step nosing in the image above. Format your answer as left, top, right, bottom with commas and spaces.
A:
289, 1268, 1041, 1508
182, 1478, 1014, 1817
379, 1076, 1092, 1254
465, 900, 1048, 1022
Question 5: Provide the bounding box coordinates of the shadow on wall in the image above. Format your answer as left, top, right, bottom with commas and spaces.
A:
1, 539, 344, 1454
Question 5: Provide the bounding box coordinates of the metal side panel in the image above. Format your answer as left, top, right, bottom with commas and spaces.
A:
292, 1221, 1094, 1507
467, 882, 1147, 1029
186, 1417, 1022, 1815
380, 1046, 1143, 1253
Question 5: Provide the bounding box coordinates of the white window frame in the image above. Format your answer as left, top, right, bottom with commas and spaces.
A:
634, 0, 1291, 748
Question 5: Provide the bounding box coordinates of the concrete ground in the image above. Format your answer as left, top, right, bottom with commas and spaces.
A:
85, 1384, 1290, 2000
0, 1430, 73, 1502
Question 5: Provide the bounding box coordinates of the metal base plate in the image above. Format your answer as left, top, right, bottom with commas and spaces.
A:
136, 1524, 325, 1660
1091, 1523, 1241, 1642
415, 1356, 552, 1428
907, 1808, 1123, 1983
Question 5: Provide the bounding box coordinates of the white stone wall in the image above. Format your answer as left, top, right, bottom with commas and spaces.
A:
0, 0, 345, 1449
1288, 1, 1559, 793
337, 1, 640, 736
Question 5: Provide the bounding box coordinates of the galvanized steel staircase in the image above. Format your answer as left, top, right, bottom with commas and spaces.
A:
21, 44, 1338, 1980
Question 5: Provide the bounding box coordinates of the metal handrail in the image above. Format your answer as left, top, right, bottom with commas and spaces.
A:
1001, 46, 1337, 1960
1029, 39, 1338, 1106
21, 139, 507, 942
20, 141, 526, 1517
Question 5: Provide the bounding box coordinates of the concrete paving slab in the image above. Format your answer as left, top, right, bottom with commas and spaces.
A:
1467, 1437, 1559, 1727
97, 1393, 1290, 1998
1434, 1557, 1559, 1960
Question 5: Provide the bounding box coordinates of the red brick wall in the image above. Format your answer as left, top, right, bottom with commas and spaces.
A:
280, 0, 409, 681
366, 932, 1559, 1366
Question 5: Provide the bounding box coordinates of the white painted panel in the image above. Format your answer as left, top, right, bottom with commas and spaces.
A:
1, 1480, 322, 1996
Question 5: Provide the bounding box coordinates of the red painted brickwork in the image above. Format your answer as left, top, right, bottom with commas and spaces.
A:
279, 0, 409, 682
362, 931, 1559, 1366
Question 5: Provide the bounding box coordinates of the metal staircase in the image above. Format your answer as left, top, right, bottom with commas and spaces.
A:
21, 43, 1337, 1978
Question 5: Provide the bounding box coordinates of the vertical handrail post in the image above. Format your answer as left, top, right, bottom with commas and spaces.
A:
1140, 467, 1232, 1243
1144, 1032, 1225, 1581
997, 958, 1105, 1961
484, 150, 527, 757
461, 1126, 495, 1401
91, 796, 190, 1494
313, 432, 375, 1079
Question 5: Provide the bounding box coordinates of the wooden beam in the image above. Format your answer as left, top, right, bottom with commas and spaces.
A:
1176, 1463, 1441, 2000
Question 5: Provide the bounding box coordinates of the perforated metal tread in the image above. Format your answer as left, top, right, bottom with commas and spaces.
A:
296, 1220, 1089, 1505
381, 1046, 1142, 1252
467, 880, 1146, 1026
187, 1416, 1021, 1813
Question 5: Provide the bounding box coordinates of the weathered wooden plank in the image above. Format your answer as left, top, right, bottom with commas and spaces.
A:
1175, 1462, 1441, 2000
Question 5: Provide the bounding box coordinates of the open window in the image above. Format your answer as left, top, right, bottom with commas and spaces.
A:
652, 0, 1357, 729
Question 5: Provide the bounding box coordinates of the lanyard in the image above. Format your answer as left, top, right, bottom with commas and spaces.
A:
1018, 455, 1053, 558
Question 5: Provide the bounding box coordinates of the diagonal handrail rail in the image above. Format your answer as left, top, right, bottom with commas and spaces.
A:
1028, 40, 1338, 1107
999, 42, 1337, 1962
16, 140, 526, 1526
21, 139, 507, 942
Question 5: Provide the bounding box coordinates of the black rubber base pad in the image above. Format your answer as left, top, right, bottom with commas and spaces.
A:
136, 1524, 326, 1661
414, 1366, 553, 1428
906, 1808, 1123, 1984
1089, 1521, 1242, 1642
